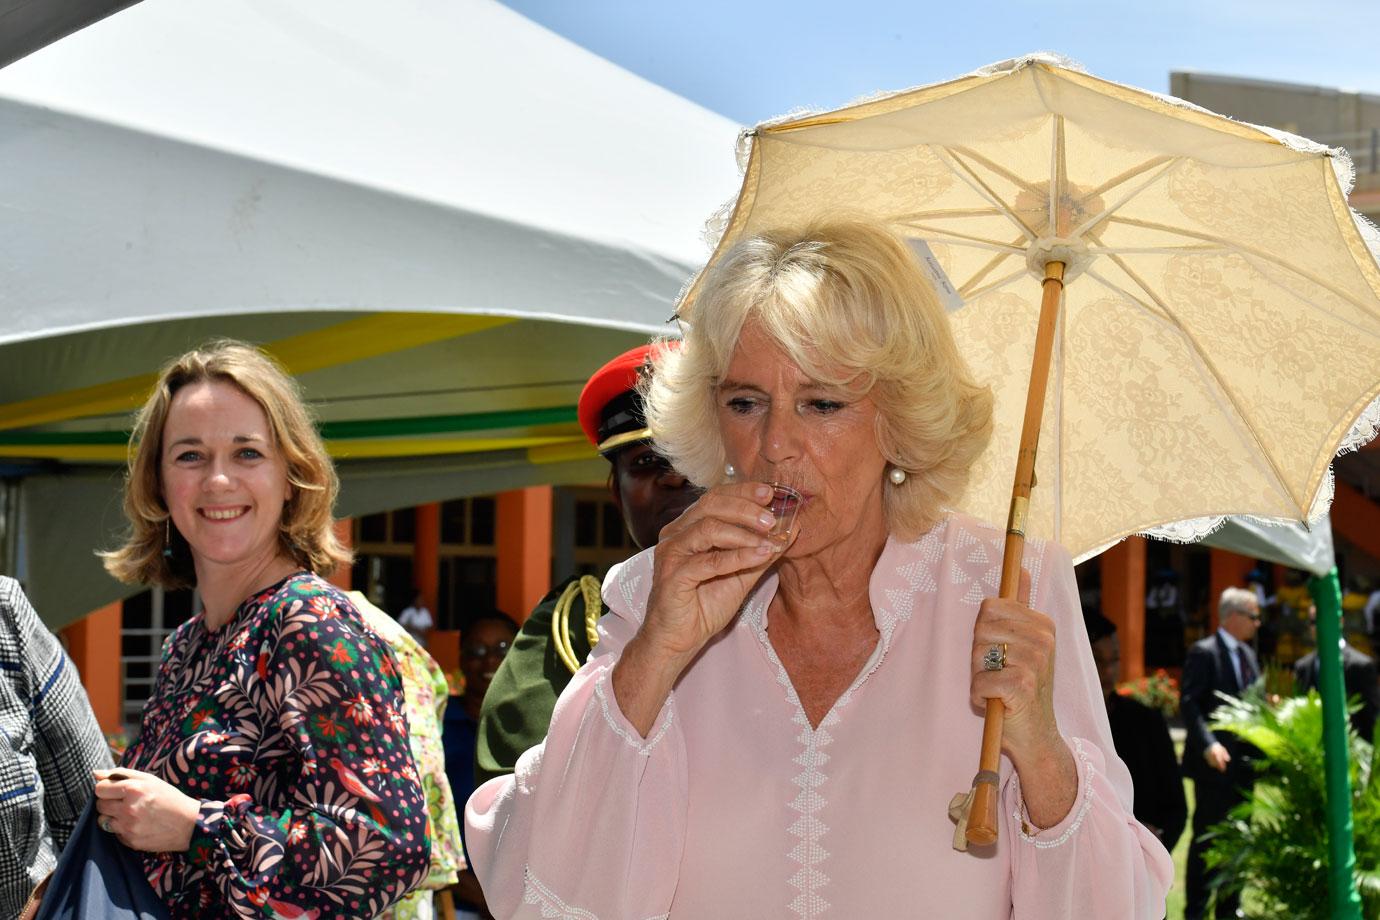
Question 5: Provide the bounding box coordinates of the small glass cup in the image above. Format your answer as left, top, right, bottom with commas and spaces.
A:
766, 482, 803, 548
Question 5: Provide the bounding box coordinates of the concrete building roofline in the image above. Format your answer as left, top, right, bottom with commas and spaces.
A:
1171, 70, 1380, 104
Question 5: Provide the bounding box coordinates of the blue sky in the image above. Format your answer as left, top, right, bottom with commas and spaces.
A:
501, 0, 1380, 125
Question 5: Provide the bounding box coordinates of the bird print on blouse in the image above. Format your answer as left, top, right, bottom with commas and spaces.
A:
122, 573, 430, 918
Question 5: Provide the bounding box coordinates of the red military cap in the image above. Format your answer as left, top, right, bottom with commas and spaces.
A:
577, 343, 675, 458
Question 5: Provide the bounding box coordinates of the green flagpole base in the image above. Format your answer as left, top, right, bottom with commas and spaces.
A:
1309, 567, 1363, 920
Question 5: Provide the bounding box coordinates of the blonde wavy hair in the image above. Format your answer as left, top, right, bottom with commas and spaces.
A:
645, 220, 993, 540
101, 340, 351, 588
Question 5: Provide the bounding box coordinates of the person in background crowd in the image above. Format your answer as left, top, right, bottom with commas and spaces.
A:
474, 344, 700, 785
99, 340, 429, 918
1181, 586, 1262, 920
444, 612, 519, 919
1245, 569, 1271, 610
1144, 568, 1184, 668
351, 591, 466, 920
0, 577, 114, 917
1294, 601, 1380, 741
1362, 577, 1380, 639
1085, 610, 1187, 853
399, 590, 435, 648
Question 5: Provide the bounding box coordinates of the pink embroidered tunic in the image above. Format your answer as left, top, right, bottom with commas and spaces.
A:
466, 515, 1173, 918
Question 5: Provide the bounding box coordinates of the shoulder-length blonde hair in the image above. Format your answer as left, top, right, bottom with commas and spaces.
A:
101, 339, 351, 588
645, 220, 993, 540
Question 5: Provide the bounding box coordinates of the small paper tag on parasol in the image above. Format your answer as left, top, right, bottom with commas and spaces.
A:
906, 238, 965, 314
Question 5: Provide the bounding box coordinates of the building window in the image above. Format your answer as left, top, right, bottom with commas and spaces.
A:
353, 502, 500, 631
120, 585, 196, 730
567, 487, 637, 578
471, 497, 496, 546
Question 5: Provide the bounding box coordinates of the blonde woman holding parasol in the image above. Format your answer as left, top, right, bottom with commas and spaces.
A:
465, 221, 1171, 918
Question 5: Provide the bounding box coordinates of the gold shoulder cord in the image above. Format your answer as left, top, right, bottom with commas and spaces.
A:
552, 574, 603, 675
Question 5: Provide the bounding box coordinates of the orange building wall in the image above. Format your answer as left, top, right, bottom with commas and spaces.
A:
496, 486, 553, 623
327, 517, 353, 591
414, 503, 441, 613
430, 630, 460, 676
1332, 479, 1380, 566
62, 601, 122, 734
1101, 537, 1147, 681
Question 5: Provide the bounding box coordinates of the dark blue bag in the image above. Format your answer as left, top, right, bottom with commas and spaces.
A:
31, 795, 169, 920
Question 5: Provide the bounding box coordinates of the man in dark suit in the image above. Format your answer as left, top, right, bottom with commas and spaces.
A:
1085, 611, 1187, 853
1295, 602, 1380, 742
1181, 586, 1261, 920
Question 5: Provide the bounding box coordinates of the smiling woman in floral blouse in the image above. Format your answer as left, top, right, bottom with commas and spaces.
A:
101, 340, 430, 918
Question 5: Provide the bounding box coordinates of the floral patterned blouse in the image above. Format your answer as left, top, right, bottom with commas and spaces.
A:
349, 591, 466, 919
123, 573, 431, 918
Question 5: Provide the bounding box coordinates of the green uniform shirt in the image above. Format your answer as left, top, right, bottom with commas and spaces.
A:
476, 575, 606, 785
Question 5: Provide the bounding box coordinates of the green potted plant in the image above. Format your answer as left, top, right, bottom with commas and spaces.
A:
1205, 691, 1380, 918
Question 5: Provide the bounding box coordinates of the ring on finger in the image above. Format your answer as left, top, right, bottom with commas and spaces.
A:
100, 816, 115, 834
982, 642, 1008, 672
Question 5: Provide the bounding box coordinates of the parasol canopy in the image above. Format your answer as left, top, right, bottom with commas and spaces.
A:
688, 53, 1380, 564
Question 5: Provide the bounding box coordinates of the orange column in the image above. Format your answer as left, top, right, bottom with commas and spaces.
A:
326, 517, 353, 591
414, 503, 441, 614
1101, 537, 1147, 681
62, 601, 123, 734
430, 631, 460, 676
1332, 479, 1380, 564
1209, 547, 1255, 633
496, 486, 553, 623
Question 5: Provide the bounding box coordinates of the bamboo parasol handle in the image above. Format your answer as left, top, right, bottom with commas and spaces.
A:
961, 260, 1065, 847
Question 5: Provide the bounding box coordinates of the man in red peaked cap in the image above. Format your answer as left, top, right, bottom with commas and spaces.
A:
475, 344, 699, 785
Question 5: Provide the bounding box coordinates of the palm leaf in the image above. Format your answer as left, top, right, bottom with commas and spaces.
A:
1203, 690, 1379, 918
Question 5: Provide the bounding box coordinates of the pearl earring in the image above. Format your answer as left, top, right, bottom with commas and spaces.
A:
724, 463, 736, 480
888, 467, 907, 485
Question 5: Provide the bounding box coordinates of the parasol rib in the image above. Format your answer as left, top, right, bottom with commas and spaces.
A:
1092, 246, 1380, 339
891, 207, 1009, 222
1084, 267, 1297, 511
893, 222, 1027, 252
1236, 251, 1380, 341
1067, 159, 1187, 240
948, 146, 1047, 197
1052, 115, 1067, 235
1081, 268, 1173, 322
934, 147, 1039, 241
1087, 244, 1380, 342
957, 233, 1039, 296
960, 268, 1030, 302
1107, 216, 1380, 322
1086, 245, 1232, 255
1104, 252, 1306, 515
1083, 156, 1175, 201
1030, 65, 1063, 236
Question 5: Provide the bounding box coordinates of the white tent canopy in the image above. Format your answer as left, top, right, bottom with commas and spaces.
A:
0, 0, 741, 624
0, 0, 739, 344
1203, 516, 1336, 578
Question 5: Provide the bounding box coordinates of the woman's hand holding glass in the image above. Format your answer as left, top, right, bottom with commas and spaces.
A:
613, 481, 786, 735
